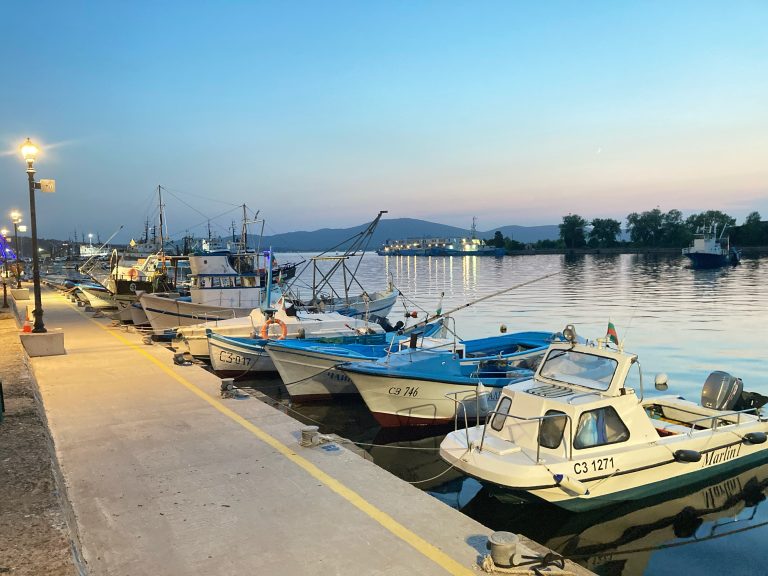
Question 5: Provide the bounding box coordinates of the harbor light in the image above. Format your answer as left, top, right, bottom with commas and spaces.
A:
21, 137, 55, 333
21, 138, 38, 162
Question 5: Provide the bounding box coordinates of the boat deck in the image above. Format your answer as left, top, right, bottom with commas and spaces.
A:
12, 283, 594, 576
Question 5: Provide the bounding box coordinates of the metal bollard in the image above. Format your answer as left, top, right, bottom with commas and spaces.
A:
300, 426, 320, 446
486, 531, 520, 568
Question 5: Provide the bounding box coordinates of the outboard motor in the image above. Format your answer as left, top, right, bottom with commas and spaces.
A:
371, 315, 395, 332
701, 371, 743, 410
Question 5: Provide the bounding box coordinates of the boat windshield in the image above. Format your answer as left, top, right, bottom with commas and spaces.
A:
538, 349, 617, 391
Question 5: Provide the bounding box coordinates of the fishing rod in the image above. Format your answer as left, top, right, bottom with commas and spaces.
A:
417, 270, 562, 326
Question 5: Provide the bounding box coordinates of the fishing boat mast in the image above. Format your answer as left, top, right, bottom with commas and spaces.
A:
158, 185, 166, 264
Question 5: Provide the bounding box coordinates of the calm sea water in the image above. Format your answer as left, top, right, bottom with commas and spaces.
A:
253, 252, 768, 576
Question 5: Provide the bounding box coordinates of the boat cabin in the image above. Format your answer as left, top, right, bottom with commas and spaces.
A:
485, 341, 669, 459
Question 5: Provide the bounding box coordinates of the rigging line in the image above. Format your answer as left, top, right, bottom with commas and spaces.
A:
412, 270, 562, 329
160, 186, 225, 221
139, 187, 158, 216
183, 206, 246, 236
157, 185, 242, 207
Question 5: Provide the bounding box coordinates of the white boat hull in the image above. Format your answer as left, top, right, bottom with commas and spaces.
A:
208, 336, 276, 376
315, 287, 398, 319
140, 293, 249, 332
441, 417, 768, 511
114, 297, 135, 322
266, 345, 364, 400
346, 371, 502, 427
129, 302, 149, 325
80, 287, 117, 310
178, 310, 385, 361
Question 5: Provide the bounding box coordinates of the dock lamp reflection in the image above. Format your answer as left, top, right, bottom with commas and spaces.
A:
21, 138, 55, 333
10, 210, 23, 288
1, 228, 8, 308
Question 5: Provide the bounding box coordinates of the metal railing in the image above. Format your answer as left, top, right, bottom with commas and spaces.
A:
476, 409, 574, 463
685, 407, 759, 434
444, 387, 493, 433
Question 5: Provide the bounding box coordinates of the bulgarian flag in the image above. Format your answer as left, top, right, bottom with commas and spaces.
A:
606, 320, 619, 345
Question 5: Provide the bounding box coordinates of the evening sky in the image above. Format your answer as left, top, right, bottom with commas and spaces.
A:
1, 1, 766, 242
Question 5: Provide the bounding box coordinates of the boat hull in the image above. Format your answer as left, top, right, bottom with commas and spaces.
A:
315, 287, 398, 319
140, 293, 249, 332
441, 420, 768, 510
80, 287, 117, 309
266, 345, 365, 400
207, 334, 276, 376
684, 252, 730, 269
344, 371, 504, 427
129, 302, 149, 325
178, 311, 386, 361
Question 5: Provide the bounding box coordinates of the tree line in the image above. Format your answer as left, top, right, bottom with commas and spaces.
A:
486, 209, 768, 251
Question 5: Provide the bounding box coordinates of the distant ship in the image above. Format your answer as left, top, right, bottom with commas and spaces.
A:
376, 218, 505, 257
682, 223, 741, 269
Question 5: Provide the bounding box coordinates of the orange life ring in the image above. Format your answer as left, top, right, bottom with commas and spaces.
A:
260, 317, 288, 340
128, 268, 139, 280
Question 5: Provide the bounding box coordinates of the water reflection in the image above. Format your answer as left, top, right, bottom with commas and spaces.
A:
261, 251, 768, 575
457, 458, 768, 576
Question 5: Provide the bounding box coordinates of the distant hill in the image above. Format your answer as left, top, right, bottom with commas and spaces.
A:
264, 218, 559, 251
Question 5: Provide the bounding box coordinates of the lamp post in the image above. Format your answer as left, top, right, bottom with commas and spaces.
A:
21, 138, 51, 333
10, 211, 22, 288
1, 228, 8, 308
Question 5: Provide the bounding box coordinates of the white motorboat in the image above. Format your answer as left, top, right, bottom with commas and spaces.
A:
440, 326, 768, 510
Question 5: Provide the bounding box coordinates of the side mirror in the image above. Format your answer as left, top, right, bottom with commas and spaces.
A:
655, 373, 669, 391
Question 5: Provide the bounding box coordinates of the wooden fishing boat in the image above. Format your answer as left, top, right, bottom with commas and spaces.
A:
339, 331, 553, 427
262, 320, 448, 399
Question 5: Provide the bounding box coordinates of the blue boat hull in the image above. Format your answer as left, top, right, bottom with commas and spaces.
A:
685, 250, 740, 269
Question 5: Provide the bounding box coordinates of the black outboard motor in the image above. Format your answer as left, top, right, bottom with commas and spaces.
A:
701, 371, 743, 410
371, 315, 395, 332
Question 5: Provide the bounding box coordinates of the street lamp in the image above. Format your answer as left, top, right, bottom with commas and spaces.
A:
10, 210, 23, 288
21, 137, 55, 333
1, 228, 8, 308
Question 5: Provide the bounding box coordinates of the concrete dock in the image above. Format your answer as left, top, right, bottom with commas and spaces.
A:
11, 284, 593, 575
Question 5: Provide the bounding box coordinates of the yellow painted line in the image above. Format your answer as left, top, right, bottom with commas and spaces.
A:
73, 305, 476, 575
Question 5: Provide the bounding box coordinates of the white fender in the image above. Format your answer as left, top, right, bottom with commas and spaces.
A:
477, 382, 489, 413
554, 473, 590, 495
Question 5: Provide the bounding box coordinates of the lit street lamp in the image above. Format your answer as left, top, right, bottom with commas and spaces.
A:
10, 210, 23, 288
21, 138, 55, 333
